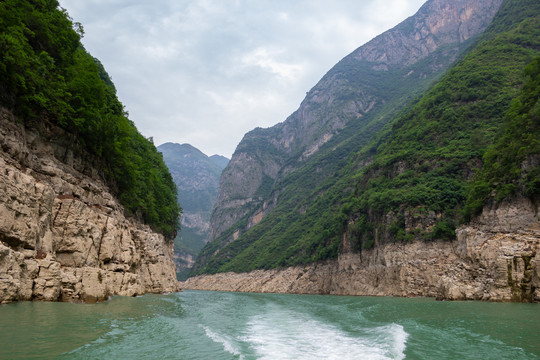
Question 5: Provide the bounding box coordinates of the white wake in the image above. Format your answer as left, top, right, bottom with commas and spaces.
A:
242, 310, 408, 360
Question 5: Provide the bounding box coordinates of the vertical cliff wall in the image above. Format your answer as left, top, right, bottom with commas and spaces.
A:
0, 109, 179, 303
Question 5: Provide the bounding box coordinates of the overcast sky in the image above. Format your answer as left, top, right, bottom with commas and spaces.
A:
59, 0, 425, 158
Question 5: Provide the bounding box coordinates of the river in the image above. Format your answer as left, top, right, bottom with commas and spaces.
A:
0, 290, 538, 359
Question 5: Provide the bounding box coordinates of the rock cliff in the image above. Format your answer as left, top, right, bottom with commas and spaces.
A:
182, 197, 540, 302
0, 108, 179, 303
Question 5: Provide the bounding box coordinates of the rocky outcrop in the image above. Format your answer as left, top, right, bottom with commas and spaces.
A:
183, 197, 539, 302
354, 0, 503, 68
204, 0, 504, 260
0, 108, 179, 303
440, 196, 540, 302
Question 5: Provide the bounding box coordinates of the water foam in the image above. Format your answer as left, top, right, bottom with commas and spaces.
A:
202, 325, 244, 359
242, 310, 408, 360
377, 323, 409, 360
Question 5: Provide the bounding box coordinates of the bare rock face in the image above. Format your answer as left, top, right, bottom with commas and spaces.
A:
0, 109, 179, 303
354, 0, 503, 67
182, 197, 539, 302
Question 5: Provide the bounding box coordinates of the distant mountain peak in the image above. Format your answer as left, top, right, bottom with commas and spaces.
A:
157, 142, 229, 279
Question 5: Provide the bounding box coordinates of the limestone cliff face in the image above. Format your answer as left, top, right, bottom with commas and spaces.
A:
0, 109, 179, 303
206, 0, 504, 250
183, 197, 539, 302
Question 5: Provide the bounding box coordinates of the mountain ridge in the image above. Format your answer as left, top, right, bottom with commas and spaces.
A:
185, 0, 540, 302
194, 0, 505, 275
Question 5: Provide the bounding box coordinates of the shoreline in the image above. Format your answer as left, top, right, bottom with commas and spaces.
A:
181, 223, 540, 302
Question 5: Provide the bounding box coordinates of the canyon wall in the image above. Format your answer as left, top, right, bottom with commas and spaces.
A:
182, 197, 539, 302
0, 109, 179, 303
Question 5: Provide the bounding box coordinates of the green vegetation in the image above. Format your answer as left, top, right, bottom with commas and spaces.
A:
194, 0, 540, 274
344, 16, 539, 248
464, 56, 540, 219
0, 0, 180, 239
194, 16, 465, 275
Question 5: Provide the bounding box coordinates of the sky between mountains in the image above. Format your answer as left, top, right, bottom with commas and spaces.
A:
59, 0, 425, 157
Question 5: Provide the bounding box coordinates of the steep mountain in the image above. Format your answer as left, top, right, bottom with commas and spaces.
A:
185, 0, 540, 302
0, 0, 179, 302
158, 143, 228, 279
209, 154, 230, 169
194, 0, 504, 274
342, 3, 540, 250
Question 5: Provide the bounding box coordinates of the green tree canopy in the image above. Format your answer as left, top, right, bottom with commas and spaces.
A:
0, 0, 180, 239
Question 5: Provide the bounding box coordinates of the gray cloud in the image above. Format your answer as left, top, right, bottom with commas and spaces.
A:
59, 0, 425, 157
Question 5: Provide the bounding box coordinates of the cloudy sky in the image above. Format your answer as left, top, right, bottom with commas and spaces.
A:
59, 0, 425, 158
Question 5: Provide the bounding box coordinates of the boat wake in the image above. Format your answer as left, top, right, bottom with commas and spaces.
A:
201, 306, 408, 360
243, 311, 408, 360
202, 325, 245, 360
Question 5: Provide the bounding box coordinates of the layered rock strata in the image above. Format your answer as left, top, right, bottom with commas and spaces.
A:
0, 109, 179, 303
183, 198, 539, 302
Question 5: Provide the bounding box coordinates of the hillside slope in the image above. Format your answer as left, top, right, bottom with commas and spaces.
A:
0, 0, 180, 238
194, 0, 504, 275
185, 0, 540, 302
343, 3, 540, 252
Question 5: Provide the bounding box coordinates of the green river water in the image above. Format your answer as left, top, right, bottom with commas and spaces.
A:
0, 290, 538, 359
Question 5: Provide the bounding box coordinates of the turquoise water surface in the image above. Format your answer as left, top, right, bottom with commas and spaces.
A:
0, 290, 538, 359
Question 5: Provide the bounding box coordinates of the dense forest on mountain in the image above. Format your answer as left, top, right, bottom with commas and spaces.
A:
195, 0, 539, 274
0, 0, 180, 239
464, 56, 540, 218
345, 18, 539, 251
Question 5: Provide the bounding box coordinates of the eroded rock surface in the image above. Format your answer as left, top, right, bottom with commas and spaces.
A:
0, 109, 179, 303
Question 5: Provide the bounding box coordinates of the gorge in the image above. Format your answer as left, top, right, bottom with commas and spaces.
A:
158, 142, 228, 280
1, 0, 539, 305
